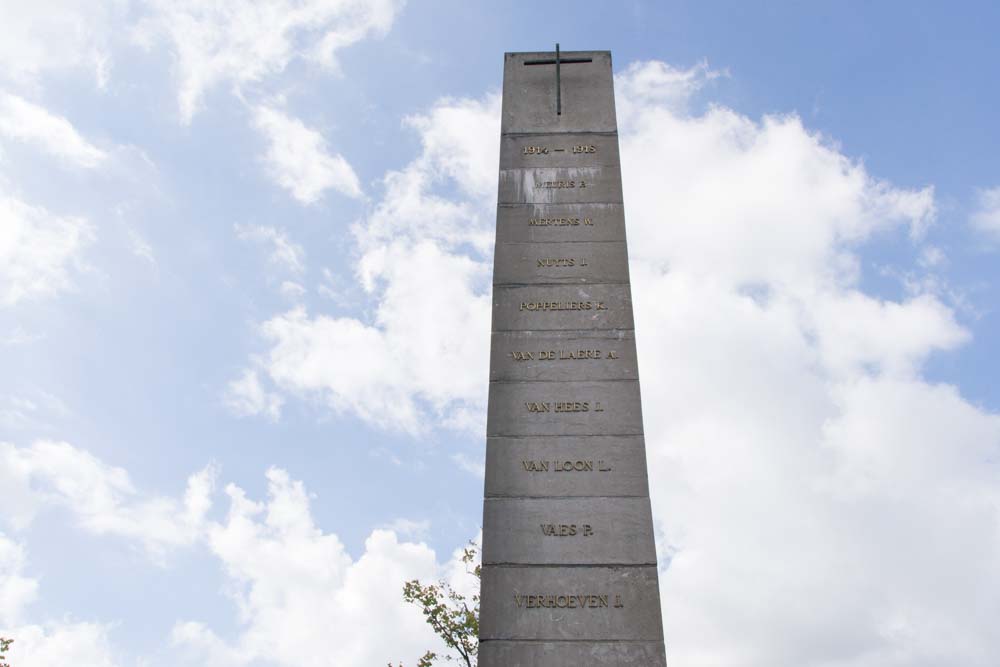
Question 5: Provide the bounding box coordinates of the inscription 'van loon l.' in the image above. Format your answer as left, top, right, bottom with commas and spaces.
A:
479, 46, 668, 666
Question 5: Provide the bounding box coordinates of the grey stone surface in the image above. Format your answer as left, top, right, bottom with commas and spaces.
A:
493, 241, 630, 286
481, 49, 664, 666
487, 380, 643, 437
485, 436, 650, 498
502, 51, 616, 134
490, 330, 638, 382
482, 497, 656, 565
500, 133, 620, 169
479, 565, 664, 641
492, 284, 634, 332
479, 640, 667, 667
498, 166, 623, 204
496, 203, 628, 244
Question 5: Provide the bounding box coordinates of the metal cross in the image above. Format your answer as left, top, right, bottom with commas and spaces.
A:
524, 44, 593, 115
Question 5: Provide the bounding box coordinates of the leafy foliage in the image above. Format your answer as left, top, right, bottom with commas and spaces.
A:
390, 543, 480, 667
1, 637, 12, 667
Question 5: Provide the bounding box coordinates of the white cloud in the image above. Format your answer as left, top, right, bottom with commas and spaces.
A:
0, 194, 94, 306
223, 369, 284, 421
135, 0, 403, 122
1, 533, 120, 667
234, 224, 306, 274
0, 94, 107, 168
0, 0, 119, 88
970, 186, 1000, 241
252, 105, 362, 203
236, 93, 499, 433
0, 440, 215, 561
172, 467, 461, 667
220, 59, 1000, 664
610, 61, 1000, 666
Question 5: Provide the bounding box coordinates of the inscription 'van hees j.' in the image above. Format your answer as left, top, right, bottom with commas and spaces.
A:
480, 47, 666, 666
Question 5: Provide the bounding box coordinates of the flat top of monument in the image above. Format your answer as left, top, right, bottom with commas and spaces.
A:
505, 49, 611, 58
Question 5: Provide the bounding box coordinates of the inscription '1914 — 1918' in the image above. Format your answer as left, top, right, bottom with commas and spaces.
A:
514, 594, 625, 609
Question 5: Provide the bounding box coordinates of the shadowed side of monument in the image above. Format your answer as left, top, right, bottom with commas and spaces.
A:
479, 50, 668, 666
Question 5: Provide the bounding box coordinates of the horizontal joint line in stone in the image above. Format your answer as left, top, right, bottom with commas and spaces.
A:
482, 562, 659, 568
501, 131, 619, 138
493, 281, 631, 287
479, 639, 663, 645
484, 494, 650, 500
496, 202, 627, 208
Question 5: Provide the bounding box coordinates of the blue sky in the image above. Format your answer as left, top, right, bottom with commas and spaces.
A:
2, 2, 999, 666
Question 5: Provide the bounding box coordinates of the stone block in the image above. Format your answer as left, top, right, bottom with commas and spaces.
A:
482, 497, 656, 565
486, 380, 644, 437
479, 565, 664, 641
490, 330, 638, 382
495, 203, 627, 244
500, 132, 620, 169
498, 166, 623, 204
479, 640, 667, 667
492, 284, 634, 332
493, 241, 629, 286
485, 435, 650, 498
502, 51, 617, 134
484, 435, 649, 498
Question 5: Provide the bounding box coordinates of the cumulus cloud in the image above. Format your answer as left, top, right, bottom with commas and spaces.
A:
234, 224, 306, 274
228, 59, 1000, 664
0, 94, 107, 168
231, 94, 500, 433
135, 0, 403, 122
0, 0, 119, 88
172, 467, 464, 667
0, 440, 216, 560
970, 186, 1000, 241
609, 61, 1000, 666
223, 368, 284, 421
0, 195, 94, 306
252, 105, 362, 203
0, 533, 120, 667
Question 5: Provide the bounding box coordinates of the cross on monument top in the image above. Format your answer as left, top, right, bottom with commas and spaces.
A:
523, 43, 593, 115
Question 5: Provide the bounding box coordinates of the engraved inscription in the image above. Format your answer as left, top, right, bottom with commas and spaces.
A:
538, 180, 587, 189
537, 257, 586, 267
520, 459, 614, 473
513, 594, 625, 609
509, 349, 619, 361
519, 301, 608, 311
528, 217, 594, 226
540, 523, 594, 537
520, 144, 597, 155
524, 401, 605, 413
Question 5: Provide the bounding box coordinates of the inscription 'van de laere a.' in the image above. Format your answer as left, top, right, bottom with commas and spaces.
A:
480, 47, 666, 666
510, 349, 619, 361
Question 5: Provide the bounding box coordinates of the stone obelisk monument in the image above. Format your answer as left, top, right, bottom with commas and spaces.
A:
479, 48, 667, 666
